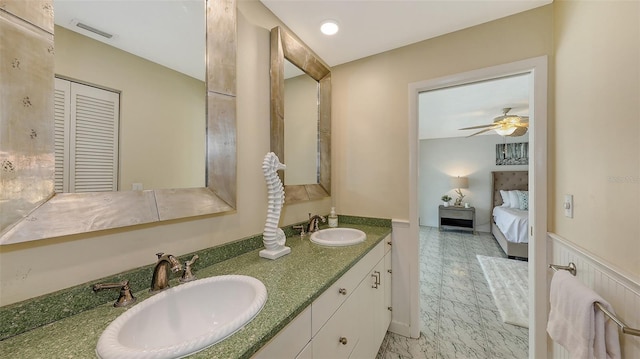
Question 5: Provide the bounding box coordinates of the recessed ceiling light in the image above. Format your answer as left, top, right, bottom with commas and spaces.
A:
320, 20, 339, 36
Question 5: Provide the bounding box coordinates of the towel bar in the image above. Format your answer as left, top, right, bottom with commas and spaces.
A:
548, 262, 576, 276
549, 262, 640, 337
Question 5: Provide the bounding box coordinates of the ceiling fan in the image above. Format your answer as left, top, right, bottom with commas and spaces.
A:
459, 107, 529, 137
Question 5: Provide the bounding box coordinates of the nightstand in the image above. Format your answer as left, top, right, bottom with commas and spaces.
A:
438, 205, 476, 234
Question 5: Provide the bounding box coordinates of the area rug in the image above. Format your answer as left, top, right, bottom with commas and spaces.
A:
477, 255, 529, 328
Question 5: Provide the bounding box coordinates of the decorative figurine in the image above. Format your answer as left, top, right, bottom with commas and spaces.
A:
260, 152, 291, 259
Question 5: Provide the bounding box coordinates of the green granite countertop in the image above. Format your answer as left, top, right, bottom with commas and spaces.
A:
0, 223, 391, 358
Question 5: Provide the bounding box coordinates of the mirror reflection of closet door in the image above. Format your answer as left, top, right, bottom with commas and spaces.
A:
54, 77, 120, 193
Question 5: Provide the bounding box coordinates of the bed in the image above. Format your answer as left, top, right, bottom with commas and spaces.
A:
491, 171, 529, 259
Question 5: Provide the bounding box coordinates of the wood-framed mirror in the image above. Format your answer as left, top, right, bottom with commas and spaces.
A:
270, 26, 331, 203
0, 0, 237, 245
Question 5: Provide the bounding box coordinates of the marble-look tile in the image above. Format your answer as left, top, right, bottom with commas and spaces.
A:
377, 227, 529, 359
475, 290, 498, 310
438, 317, 487, 351
478, 308, 529, 336
437, 339, 491, 359
439, 299, 483, 326
421, 279, 441, 296
440, 284, 476, 306
441, 272, 474, 291
442, 246, 466, 259
472, 276, 492, 294
420, 261, 443, 280
386, 332, 437, 359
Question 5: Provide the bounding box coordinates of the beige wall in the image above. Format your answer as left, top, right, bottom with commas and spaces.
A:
284, 74, 319, 185
553, 0, 639, 277
331, 6, 553, 220
55, 26, 206, 191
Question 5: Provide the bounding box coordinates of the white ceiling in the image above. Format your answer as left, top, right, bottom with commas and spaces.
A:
263, 0, 545, 139
260, 0, 552, 67
419, 73, 530, 139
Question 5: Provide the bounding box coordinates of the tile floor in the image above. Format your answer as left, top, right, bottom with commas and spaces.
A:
376, 226, 529, 359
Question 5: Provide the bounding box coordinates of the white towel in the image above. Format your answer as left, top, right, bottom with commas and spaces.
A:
547, 270, 621, 359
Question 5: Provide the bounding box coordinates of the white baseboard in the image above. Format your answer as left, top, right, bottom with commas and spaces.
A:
388, 320, 412, 338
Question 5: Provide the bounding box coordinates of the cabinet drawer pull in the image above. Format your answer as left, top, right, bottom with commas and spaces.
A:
372, 271, 381, 288
338, 288, 347, 295
339, 337, 348, 345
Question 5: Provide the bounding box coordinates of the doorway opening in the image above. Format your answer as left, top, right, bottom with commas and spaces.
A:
416, 73, 532, 357
407, 56, 548, 358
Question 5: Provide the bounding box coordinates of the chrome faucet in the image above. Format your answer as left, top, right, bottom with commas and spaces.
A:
306, 213, 326, 233
150, 252, 182, 292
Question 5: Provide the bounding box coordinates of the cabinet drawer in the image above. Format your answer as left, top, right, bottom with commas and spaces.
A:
440, 209, 472, 220
311, 239, 385, 335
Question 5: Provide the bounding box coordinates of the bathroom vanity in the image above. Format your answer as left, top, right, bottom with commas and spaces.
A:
254, 234, 392, 358
0, 219, 392, 358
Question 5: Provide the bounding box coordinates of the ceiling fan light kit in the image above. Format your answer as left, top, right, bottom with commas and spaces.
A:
459, 107, 529, 137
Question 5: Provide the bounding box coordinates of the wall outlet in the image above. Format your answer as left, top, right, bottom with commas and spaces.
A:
564, 194, 573, 218
132, 183, 143, 191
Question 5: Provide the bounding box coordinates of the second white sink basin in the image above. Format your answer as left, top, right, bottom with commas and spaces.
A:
310, 228, 366, 246
96, 275, 267, 359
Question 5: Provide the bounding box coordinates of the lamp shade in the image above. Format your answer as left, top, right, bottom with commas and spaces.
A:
450, 176, 468, 189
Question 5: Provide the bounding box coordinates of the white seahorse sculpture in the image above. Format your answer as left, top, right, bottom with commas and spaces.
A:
259, 152, 291, 259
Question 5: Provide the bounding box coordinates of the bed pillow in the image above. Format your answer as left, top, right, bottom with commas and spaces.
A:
517, 190, 529, 210
500, 190, 510, 207
508, 190, 520, 209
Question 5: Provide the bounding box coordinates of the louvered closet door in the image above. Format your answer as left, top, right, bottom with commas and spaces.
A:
54, 78, 70, 193
54, 78, 120, 193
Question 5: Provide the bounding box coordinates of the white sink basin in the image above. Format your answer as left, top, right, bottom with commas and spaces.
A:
310, 228, 366, 246
96, 275, 267, 359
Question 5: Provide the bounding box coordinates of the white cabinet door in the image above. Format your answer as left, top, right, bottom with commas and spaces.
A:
296, 341, 312, 359
252, 307, 311, 359
312, 288, 361, 359
312, 240, 384, 335
351, 258, 385, 359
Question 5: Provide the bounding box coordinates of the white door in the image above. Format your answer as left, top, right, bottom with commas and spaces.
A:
54, 78, 120, 192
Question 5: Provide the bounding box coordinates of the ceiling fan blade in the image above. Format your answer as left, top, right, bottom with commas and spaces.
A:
507, 127, 529, 137
459, 123, 497, 130
466, 127, 494, 137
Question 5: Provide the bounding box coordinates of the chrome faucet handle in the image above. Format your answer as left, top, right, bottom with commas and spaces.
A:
180, 255, 199, 283
93, 280, 137, 307
293, 225, 306, 236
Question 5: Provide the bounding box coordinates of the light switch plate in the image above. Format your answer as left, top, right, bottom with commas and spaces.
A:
564, 194, 573, 218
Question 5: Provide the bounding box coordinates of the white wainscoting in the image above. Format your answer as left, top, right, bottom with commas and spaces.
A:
547, 233, 640, 358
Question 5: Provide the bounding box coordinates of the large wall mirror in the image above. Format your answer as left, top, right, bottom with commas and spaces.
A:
270, 26, 331, 203
53, 0, 206, 192
0, 0, 237, 245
